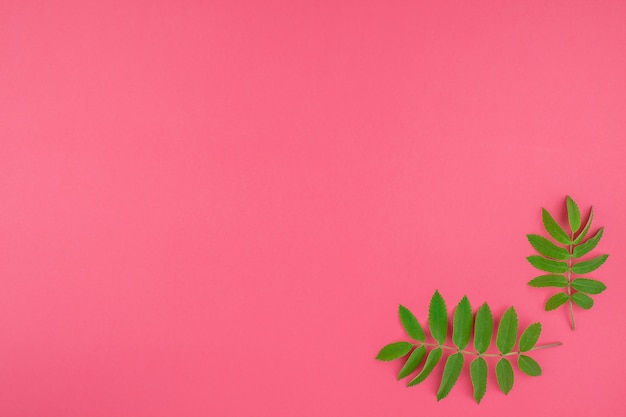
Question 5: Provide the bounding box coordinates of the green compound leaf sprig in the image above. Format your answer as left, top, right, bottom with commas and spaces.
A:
527, 196, 608, 330
376, 291, 561, 403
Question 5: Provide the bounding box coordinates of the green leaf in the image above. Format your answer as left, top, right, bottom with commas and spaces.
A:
473, 303, 493, 354
519, 323, 542, 352
453, 296, 472, 350
566, 195, 581, 233
376, 342, 412, 361
571, 254, 609, 274
518, 355, 542, 376
496, 307, 518, 354
436, 353, 464, 401
399, 305, 425, 342
545, 293, 569, 311
496, 358, 514, 395
573, 228, 604, 258
398, 346, 426, 380
470, 357, 488, 404
572, 292, 594, 309
573, 207, 594, 244
542, 208, 571, 245
528, 274, 568, 288
526, 256, 569, 273
428, 291, 448, 345
571, 278, 607, 295
407, 348, 442, 386
527, 234, 570, 260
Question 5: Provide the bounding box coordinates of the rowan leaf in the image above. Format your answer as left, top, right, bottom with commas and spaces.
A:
407, 348, 442, 386
571, 254, 608, 274
571, 278, 607, 295
453, 296, 472, 350
573, 207, 594, 244
428, 291, 447, 345
496, 358, 514, 395
572, 292, 594, 309
527, 234, 569, 260
470, 357, 488, 404
399, 305, 425, 342
566, 195, 581, 233
573, 228, 604, 258
496, 307, 518, 354
376, 342, 412, 361
545, 293, 569, 311
379, 290, 562, 401
436, 353, 464, 401
542, 208, 571, 245
398, 346, 426, 380
528, 274, 568, 288
519, 323, 541, 352
518, 355, 542, 376
526, 256, 569, 273
473, 303, 493, 354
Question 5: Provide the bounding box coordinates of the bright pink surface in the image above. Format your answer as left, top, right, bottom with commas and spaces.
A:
1, 1, 626, 416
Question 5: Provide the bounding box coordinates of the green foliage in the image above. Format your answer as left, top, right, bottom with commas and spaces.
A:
519, 323, 541, 352
428, 291, 447, 345
518, 355, 542, 376
452, 296, 472, 350
470, 357, 488, 404
436, 353, 464, 401
376, 342, 412, 361
399, 305, 425, 342
545, 293, 569, 311
496, 307, 518, 354
376, 291, 559, 403
528, 274, 568, 288
398, 346, 426, 380
527, 195, 608, 330
496, 358, 514, 395
473, 303, 493, 354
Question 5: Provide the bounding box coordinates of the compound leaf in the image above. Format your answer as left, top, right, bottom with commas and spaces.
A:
571, 255, 608, 274
496, 307, 518, 354
573, 228, 604, 258
527, 234, 569, 260
566, 195, 581, 233
496, 358, 514, 395
542, 208, 571, 245
526, 256, 569, 273
519, 323, 542, 352
436, 353, 464, 401
572, 292, 594, 309
528, 274, 568, 288
518, 355, 542, 376
429, 291, 447, 345
398, 346, 426, 380
407, 348, 442, 387
453, 296, 472, 350
399, 305, 425, 342
545, 293, 569, 311
473, 303, 493, 354
571, 278, 607, 295
376, 342, 412, 361
573, 207, 594, 244
470, 357, 488, 404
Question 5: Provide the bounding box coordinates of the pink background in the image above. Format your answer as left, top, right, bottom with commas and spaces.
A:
1, 1, 626, 416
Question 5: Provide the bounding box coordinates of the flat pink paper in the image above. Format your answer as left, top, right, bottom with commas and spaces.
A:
1, 1, 626, 416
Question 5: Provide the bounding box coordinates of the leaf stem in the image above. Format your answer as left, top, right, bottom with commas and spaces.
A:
568, 234, 575, 330
417, 342, 562, 357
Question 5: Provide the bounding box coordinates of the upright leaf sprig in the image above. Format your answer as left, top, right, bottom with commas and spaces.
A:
376, 291, 561, 403
527, 196, 608, 330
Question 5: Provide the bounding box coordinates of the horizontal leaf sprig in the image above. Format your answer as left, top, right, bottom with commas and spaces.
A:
376, 291, 561, 403
527, 196, 608, 330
